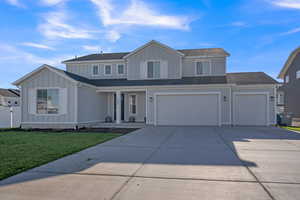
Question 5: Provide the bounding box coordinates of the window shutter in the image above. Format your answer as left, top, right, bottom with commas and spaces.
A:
28, 88, 36, 114
59, 88, 68, 115
140, 61, 146, 79
161, 60, 168, 78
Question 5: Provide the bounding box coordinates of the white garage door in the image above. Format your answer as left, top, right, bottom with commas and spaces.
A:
234, 93, 268, 126
155, 93, 220, 126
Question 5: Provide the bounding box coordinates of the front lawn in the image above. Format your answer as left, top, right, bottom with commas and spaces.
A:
0, 131, 122, 180
281, 126, 300, 132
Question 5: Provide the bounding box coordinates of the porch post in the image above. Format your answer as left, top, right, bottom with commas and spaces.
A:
116, 91, 121, 124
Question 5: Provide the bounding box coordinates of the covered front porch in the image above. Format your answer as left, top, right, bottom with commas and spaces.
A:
96, 89, 147, 126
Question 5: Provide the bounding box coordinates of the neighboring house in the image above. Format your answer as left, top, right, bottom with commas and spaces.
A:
0, 88, 20, 107
277, 47, 300, 126
13, 40, 278, 129
0, 88, 21, 128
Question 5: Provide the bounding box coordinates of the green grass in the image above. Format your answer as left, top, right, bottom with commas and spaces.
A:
0, 131, 122, 180
281, 126, 300, 132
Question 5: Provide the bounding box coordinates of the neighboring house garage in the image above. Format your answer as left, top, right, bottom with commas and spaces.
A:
154, 92, 221, 126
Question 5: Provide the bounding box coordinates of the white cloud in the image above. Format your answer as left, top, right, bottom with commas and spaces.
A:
41, 0, 67, 6
271, 0, 300, 9
82, 45, 101, 51
5, 0, 24, 7
231, 21, 247, 27
0, 44, 69, 66
21, 42, 55, 50
280, 27, 300, 35
38, 10, 96, 39
105, 30, 121, 42
90, 0, 190, 30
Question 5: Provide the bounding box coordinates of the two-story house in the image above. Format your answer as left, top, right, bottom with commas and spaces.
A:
13, 40, 278, 129
278, 47, 300, 126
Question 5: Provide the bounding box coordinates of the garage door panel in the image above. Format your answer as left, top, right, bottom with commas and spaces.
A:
234, 94, 268, 126
156, 94, 220, 126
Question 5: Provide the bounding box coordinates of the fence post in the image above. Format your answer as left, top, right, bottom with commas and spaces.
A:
10, 106, 13, 128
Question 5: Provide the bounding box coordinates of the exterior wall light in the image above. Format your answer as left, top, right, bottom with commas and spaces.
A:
149, 96, 153, 102
223, 96, 227, 102
270, 96, 275, 102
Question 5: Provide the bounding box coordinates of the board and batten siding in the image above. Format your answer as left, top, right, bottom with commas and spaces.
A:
146, 87, 231, 125
127, 43, 182, 80
66, 62, 127, 79
182, 57, 226, 77
21, 68, 76, 125
124, 92, 146, 122
77, 85, 107, 123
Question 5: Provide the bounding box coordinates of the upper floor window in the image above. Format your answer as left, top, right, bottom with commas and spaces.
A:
285, 75, 289, 83
297, 70, 300, 79
37, 89, 59, 114
92, 65, 99, 75
147, 61, 160, 78
118, 64, 124, 74
195, 61, 210, 75
104, 65, 112, 75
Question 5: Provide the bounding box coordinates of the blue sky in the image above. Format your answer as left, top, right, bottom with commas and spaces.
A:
1, 0, 300, 88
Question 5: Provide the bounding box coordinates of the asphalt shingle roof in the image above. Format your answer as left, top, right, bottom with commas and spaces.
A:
0, 89, 20, 97
63, 48, 229, 63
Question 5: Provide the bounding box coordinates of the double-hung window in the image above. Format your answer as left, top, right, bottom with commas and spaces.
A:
92, 65, 99, 75
37, 89, 59, 114
105, 65, 112, 75
196, 61, 210, 75
147, 61, 160, 78
129, 94, 137, 115
118, 64, 124, 74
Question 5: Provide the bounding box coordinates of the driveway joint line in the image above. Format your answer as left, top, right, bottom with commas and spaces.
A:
214, 127, 277, 200
109, 128, 177, 200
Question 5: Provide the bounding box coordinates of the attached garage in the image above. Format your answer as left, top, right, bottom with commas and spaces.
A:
154, 92, 221, 126
233, 93, 269, 126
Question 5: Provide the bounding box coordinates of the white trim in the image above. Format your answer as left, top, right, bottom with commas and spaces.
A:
153, 92, 222, 126
297, 70, 300, 79
13, 64, 78, 86
194, 59, 212, 76
22, 122, 77, 124
273, 86, 277, 124
63, 59, 125, 64
128, 93, 138, 116
124, 40, 184, 59
74, 85, 78, 123
184, 55, 228, 59
233, 92, 270, 126
104, 64, 112, 76
117, 63, 125, 75
34, 87, 61, 116
229, 86, 232, 125
145, 88, 148, 124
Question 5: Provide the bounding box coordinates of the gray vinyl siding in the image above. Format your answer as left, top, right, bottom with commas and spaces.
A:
66, 62, 127, 79
281, 53, 300, 118
146, 87, 231, 125
124, 92, 146, 122
127, 43, 182, 80
232, 86, 276, 125
20, 68, 76, 124
77, 85, 107, 123
182, 57, 226, 77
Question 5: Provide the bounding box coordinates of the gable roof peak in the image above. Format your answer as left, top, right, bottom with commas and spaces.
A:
278, 46, 300, 79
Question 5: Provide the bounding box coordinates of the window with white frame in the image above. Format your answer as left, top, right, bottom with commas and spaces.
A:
285, 75, 289, 83
117, 64, 124, 74
195, 61, 210, 75
92, 65, 99, 75
297, 70, 300, 79
147, 61, 160, 78
104, 65, 112, 75
36, 89, 59, 114
129, 94, 137, 115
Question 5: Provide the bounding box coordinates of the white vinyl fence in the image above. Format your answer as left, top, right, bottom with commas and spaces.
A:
0, 106, 21, 128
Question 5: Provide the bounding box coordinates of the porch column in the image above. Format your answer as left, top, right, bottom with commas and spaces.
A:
116, 91, 121, 124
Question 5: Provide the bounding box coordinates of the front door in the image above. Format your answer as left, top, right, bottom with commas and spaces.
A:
113, 94, 125, 121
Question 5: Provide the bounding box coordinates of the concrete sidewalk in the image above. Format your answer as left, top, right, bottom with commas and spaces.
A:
1, 126, 300, 200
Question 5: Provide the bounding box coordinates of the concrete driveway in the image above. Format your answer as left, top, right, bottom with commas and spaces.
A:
1, 126, 300, 200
